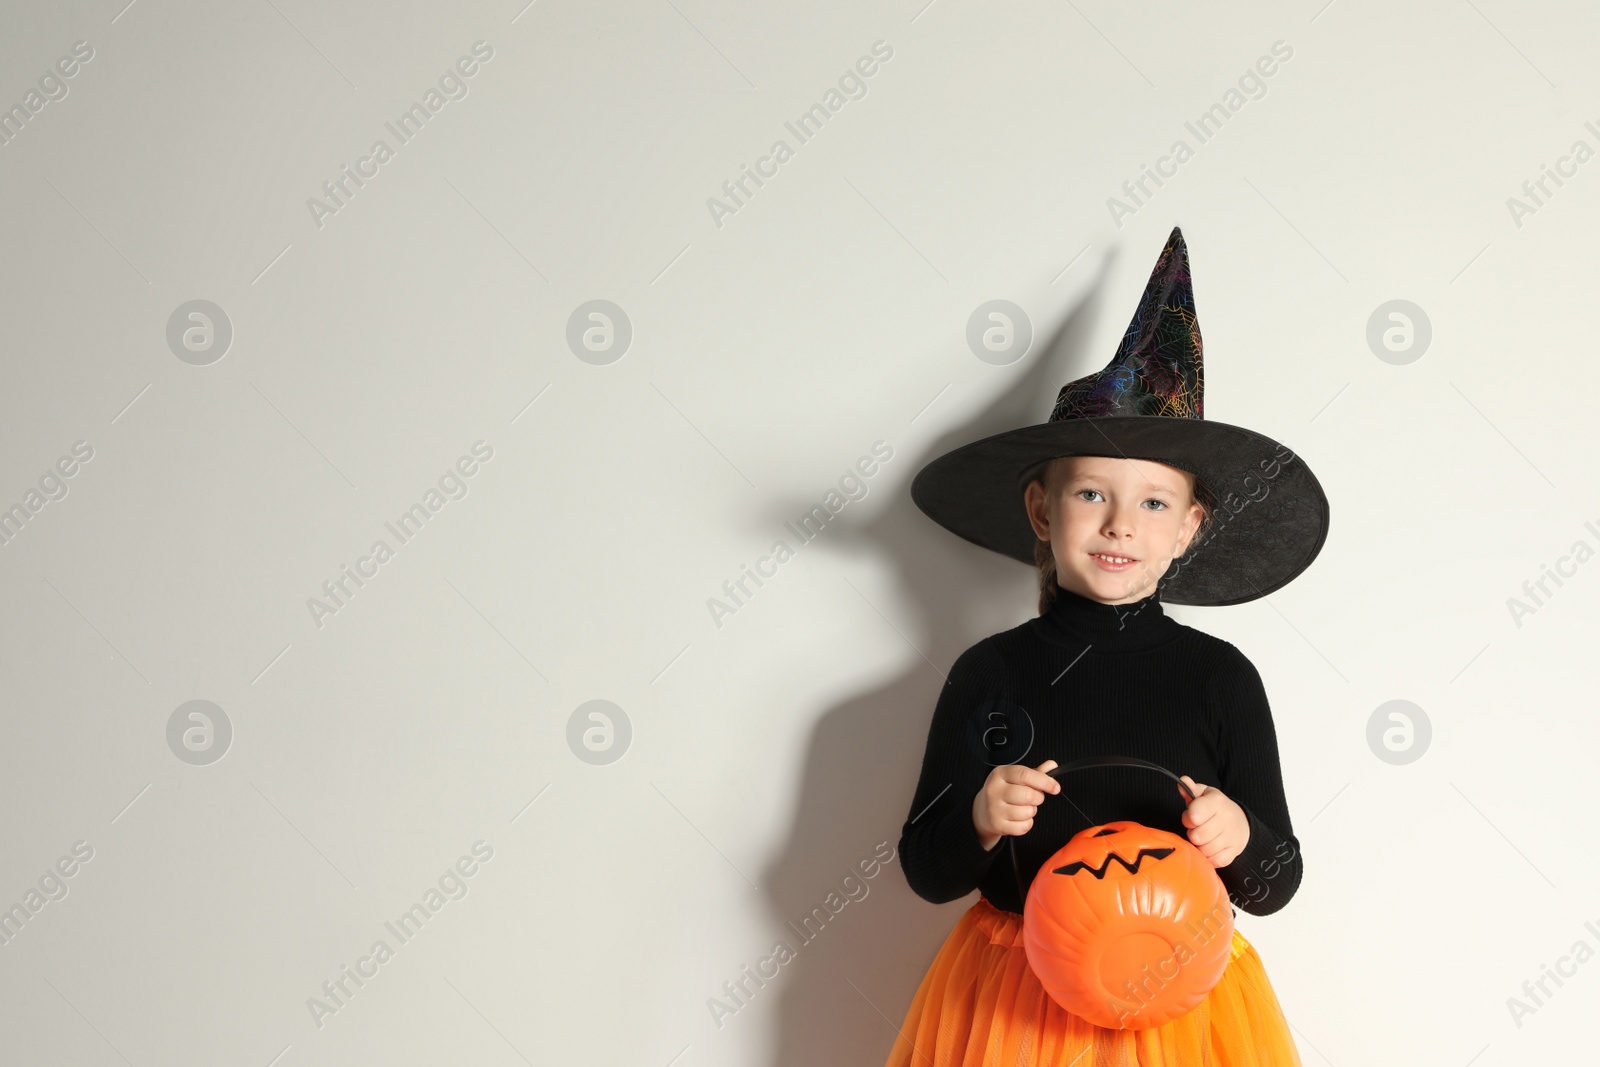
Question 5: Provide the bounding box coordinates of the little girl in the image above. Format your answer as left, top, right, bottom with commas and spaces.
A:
887, 227, 1328, 1065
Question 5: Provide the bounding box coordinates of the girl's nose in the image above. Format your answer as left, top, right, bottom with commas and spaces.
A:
1102, 502, 1139, 539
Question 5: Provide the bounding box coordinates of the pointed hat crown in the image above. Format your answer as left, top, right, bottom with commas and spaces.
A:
1049, 226, 1204, 423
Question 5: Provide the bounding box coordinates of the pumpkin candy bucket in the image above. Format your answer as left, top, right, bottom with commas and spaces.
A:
1010, 757, 1236, 1030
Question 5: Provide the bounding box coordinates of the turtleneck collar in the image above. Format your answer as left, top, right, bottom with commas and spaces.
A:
1029, 582, 1178, 652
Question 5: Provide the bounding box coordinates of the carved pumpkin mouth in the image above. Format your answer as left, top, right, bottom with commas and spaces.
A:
1049, 823, 1178, 879
1051, 846, 1175, 879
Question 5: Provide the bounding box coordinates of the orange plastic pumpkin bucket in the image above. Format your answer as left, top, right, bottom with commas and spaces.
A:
1011, 757, 1235, 1030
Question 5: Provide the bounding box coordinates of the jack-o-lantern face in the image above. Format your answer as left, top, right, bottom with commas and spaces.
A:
1051, 823, 1176, 879
1022, 819, 1234, 1030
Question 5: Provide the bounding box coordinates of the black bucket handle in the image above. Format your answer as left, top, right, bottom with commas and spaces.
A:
1007, 755, 1196, 904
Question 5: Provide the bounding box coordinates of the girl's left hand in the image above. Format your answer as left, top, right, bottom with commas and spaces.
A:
1178, 774, 1250, 868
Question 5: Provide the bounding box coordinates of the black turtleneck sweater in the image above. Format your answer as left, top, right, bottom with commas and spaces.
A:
899, 584, 1302, 917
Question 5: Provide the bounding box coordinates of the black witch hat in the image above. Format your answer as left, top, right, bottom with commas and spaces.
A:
910, 226, 1328, 606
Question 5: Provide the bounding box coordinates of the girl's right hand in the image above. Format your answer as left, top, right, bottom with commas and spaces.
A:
973, 759, 1060, 851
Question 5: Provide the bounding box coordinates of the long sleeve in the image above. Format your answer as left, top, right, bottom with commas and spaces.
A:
1204, 645, 1304, 916
898, 641, 1009, 904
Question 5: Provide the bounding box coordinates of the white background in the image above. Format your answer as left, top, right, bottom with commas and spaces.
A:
0, 1, 1595, 1064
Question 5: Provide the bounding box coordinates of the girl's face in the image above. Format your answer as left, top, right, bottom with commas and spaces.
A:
1023, 455, 1205, 605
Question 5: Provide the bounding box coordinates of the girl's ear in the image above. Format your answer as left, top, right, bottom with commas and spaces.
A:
1023, 478, 1051, 540
1173, 500, 1205, 557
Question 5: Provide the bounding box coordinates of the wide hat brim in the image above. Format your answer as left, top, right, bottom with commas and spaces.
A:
909, 415, 1328, 606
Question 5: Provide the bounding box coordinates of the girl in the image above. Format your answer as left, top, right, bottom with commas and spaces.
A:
887, 227, 1327, 1065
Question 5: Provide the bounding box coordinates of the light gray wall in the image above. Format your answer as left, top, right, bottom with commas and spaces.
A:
0, 1, 1592, 1064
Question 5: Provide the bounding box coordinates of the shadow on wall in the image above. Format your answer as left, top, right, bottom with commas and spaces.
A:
754, 246, 1122, 1066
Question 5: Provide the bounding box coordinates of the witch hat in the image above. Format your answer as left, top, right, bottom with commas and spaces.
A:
910, 226, 1328, 606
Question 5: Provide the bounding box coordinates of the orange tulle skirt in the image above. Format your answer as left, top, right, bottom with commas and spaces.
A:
883, 896, 1302, 1067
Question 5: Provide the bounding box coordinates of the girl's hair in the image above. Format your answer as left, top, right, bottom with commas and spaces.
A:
1031, 458, 1218, 615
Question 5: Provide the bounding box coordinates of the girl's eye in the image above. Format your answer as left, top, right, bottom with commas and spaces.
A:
1073, 489, 1168, 510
